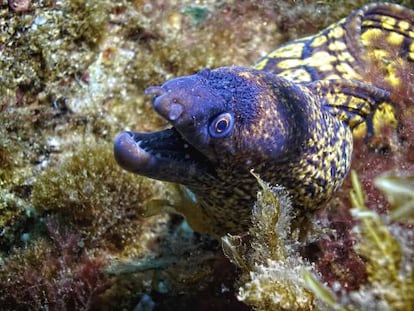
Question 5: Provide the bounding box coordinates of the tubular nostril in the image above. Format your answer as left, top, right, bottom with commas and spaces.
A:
145, 86, 165, 97
153, 95, 184, 122
168, 101, 184, 121
146, 86, 184, 121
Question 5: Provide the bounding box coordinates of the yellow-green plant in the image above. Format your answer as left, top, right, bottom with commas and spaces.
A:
305, 171, 414, 310
223, 172, 319, 311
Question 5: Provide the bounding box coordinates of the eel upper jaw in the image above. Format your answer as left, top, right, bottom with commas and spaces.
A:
114, 128, 214, 184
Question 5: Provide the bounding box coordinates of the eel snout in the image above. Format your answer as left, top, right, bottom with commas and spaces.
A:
145, 85, 185, 123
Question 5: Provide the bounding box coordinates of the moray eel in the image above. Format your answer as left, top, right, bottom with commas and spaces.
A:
114, 3, 414, 235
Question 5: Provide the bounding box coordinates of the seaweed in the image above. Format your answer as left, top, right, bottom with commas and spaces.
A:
375, 174, 414, 222
31, 142, 181, 253
224, 170, 414, 310
0, 217, 110, 311
0, 0, 109, 98
223, 172, 320, 311
305, 171, 414, 310
1, 1, 413, 309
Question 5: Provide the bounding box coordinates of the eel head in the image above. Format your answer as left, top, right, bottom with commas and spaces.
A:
114, 66, 308, 189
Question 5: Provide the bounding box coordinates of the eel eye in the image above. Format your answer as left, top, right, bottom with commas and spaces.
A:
208, 112, 234, 138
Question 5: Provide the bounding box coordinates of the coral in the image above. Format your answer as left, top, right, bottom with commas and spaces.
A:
222, 173, 320, 311
0, 217, 110, 311
182, 4, 209, 27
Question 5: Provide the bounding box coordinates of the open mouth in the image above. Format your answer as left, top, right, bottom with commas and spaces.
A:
113, 128, 214, 183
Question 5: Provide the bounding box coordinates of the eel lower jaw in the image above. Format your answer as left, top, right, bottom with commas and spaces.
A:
113, 128, 214, 183
113, 131, 156, 174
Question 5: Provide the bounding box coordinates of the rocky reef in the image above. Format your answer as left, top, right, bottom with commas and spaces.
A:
0, 0, 413, 310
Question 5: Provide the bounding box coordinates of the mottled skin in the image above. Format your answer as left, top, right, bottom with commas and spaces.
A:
114, 3, 414, 235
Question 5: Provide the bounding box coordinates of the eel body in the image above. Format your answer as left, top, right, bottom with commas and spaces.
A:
114, 3, 414, 235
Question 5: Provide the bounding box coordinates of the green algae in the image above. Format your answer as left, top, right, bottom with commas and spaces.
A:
0, 0, 108, 98
31, 143, 180, 252
375, 174, 414, 222
223, 173, 319, 311
350, 171, 414, 310
224, 171, 414, 310
0, 0, 111, 255
305, 171, 414, 310
182, 4, 209, 26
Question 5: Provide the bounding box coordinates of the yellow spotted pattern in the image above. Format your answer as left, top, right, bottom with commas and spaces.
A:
254, 2, 414, 140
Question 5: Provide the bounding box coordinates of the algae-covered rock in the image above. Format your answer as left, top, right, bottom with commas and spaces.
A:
0, 217, 110, 310
1, 0, 414, 310
31, 143, 182, 252
0, 0, 108, 98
